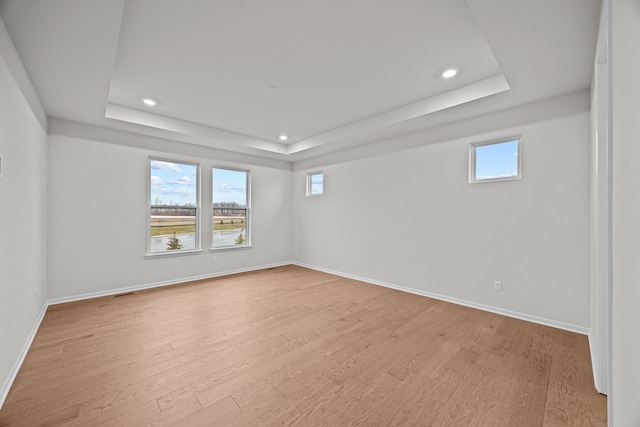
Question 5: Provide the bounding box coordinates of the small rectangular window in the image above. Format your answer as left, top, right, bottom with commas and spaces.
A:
470, 138, 521, 183
148, 159, 200, 254
212, 167, 250, 249
307, 171, 324, 196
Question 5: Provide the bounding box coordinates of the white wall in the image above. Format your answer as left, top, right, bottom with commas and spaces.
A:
292, 110, 591, 329
0, 20, 48, 406
47, 130, 291, 301
611, 0, 640, 424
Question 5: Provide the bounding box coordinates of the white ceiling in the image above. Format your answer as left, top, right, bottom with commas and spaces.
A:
0, 0, 601, 163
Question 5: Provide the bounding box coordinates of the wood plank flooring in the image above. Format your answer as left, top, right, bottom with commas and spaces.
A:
0, 265, 607, 426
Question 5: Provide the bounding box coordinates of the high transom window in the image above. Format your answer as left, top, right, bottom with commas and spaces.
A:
470, 138, 521, 183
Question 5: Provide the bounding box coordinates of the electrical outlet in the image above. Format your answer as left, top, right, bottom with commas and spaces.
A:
494, 281, 502, 291
35, 290, 38, 301
212, 256, 217, 263
316, 251, 321, 257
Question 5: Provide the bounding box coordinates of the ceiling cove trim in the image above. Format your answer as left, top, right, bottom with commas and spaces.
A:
105, 74, 509, 157
105, 103, 287, 154
287, 74, 510, 154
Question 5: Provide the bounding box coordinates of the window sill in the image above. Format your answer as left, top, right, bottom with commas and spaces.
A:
469, 175, 521, 184
145, 249, 202, 259
210, 245, 253, 253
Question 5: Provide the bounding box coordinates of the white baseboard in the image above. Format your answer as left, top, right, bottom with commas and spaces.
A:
47, 261, 291, 306
0, 302, 48, 410
293, 261, 591, 336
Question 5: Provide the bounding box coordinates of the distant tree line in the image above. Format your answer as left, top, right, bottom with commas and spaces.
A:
213, 201, 247, 216
151, 202, 246, 217
151, 206, 196, 216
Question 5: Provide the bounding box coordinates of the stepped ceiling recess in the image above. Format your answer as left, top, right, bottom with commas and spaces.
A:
0, 0, 601, 162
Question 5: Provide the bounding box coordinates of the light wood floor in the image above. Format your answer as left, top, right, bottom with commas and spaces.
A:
0, 265, 606, 426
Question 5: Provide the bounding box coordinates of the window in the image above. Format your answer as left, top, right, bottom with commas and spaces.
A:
212, 167, 250, 249
148, 159, 200, 255
470, 138, 521, 183
307, 171, 324, 196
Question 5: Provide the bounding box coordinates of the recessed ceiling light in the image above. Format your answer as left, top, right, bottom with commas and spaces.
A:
279, 134, 288, 141
142, 97, 157, 106
267, 85, 280, 93
442, 69, 457, 79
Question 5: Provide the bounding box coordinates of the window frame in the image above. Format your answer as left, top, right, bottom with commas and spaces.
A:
306, 171, 324, 197
211, 166, 251, 251
469, 137, 522, 184
146, 157, 201, 258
